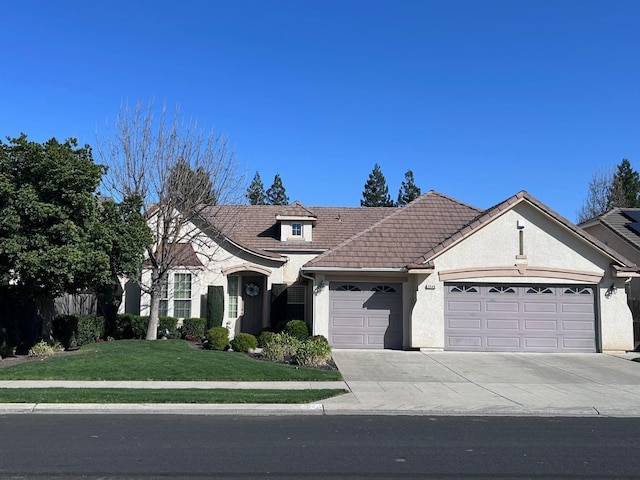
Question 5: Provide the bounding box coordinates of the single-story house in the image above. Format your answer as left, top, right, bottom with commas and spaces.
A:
126, 190, 639, 352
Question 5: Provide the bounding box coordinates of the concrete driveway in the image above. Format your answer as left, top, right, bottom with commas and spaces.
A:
325, 350, 640, 416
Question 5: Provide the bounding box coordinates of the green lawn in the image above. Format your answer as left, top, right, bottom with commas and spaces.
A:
0, 388, 345, 404
0, 340, 343, 381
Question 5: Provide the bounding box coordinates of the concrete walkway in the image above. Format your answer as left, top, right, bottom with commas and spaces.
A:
1, 350, 640, 416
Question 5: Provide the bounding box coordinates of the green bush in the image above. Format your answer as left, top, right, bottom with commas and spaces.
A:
205, 326, 229, 351
308, 335, 329, 344
181, 318, 206, 339
258, 330, 276, 348
52, 315, 106, 349
114, 314, 149, 339
28, 340, 55, 358
294, 337, 333, 368
284, 320, 309, 341
261, 333, 301, 362
230, 333, 258, 353
207, 285, 224, 328
158, 316, 179, 338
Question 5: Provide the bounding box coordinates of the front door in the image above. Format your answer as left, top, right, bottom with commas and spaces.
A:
241, 276, 263, 335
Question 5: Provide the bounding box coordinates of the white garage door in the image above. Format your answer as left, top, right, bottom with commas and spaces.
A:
444, 284, 596, 352
329, 282, 403, 349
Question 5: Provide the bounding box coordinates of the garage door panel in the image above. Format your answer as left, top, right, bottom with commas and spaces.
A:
332, 299, 367, 309
332, 334, 366, 347
486, 302, 519, 313
331, 316, 365, 327
445, 284, 596, 353
486, 319, 520, 330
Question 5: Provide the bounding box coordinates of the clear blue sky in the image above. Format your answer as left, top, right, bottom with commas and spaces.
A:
2, 0, 639, 221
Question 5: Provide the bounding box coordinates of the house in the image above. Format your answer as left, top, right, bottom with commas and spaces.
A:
580, 208, 640, 348
125, 191, 639, 352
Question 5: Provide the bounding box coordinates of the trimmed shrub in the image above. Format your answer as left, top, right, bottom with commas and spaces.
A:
158, 316, 179, 338
230, 333, 258, 353
261, 339, 285, 362
53, 315, 106, 349
207, 285, 224, 329
205, 326, 229, 351
294, 337, 333, 368
258, 330, 276, 348
181, 318, 206, 339
114, 314, 148, 339
308, 335, 329, 344
284, 320, 309, 341
28, 340, 55, 358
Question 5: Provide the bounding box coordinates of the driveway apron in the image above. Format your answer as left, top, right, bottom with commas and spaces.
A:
326, 350, 640, 416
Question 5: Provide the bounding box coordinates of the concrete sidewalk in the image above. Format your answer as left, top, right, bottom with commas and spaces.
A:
1, 351, 640, 416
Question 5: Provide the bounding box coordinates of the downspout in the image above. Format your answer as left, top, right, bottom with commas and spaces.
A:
300, 270, 317, 335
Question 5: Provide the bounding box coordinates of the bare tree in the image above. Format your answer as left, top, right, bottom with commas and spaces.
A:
96, 100, 245, 339
577, 166, 614, 223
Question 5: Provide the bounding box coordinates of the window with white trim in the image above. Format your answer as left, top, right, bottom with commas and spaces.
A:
228, 276, 239, 317
291, 223, 302, 237
173, 273, 192, 318
451, 285, 479, 293
159, 276, 169, 317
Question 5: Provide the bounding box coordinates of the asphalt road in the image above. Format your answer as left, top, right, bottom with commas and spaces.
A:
1, 414, 639, 479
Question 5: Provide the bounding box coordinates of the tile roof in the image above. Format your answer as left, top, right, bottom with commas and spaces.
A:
276, 201, 317, 219
146, 243, 203, 268
197, 203, 396, 256
303, 191, 482, 269
585, 208, 640, 253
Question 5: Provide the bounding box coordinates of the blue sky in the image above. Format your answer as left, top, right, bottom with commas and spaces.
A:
2, 0, 639, 221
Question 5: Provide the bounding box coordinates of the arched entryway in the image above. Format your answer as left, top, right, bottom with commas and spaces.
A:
222, 263, 272, 336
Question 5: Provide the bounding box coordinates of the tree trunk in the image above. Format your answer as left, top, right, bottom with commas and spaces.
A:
146, 269, 162, 340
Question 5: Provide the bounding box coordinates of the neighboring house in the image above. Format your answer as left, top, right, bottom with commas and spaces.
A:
125, 191, 639, 353
580, 208, 640, 348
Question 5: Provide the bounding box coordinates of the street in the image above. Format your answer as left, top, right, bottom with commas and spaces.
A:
1, 414, 639, 479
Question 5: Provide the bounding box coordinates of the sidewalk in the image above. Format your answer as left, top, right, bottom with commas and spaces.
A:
1, 351, 640, 417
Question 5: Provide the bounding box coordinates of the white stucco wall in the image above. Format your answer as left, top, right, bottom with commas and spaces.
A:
410, 201, 634, 352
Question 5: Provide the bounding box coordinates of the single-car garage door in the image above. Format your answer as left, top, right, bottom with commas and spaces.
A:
444, 284, 596, 352
329, 282, 403, 349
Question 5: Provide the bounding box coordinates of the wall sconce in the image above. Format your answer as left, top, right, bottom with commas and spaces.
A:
605, 283, 616, 298
314, 280, 327, 295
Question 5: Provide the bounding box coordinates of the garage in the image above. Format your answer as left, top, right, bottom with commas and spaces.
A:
444, 284, 597, 352
329, 282, 403, 349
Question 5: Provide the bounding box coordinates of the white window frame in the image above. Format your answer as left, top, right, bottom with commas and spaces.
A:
228, 275, 240, 318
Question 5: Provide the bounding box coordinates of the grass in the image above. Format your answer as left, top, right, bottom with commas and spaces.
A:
0, 388, 346, 404
0, 339, 342, 381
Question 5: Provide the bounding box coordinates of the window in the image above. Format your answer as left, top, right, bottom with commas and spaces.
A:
287, 285, 305, 304
336, 284, 361, 291
451, 285, 479, 293
173, 273, 192, 318
159, 276, 169, 317
291, 223, 302, 236
564, 287, 592, 295
488, 286, 516, 294
228, 276, 239, 317
526, 287, 553, 294
372, 285, 397, 293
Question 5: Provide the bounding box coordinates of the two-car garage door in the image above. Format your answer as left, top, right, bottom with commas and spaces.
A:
444, 284, 597, 352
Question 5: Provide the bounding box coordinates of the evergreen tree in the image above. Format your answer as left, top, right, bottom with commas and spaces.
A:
266, 173, 289, 205
361, 164, 395, 207
246, 171, 266, 205
397, 170, 421, 206
611, 158, 640, 208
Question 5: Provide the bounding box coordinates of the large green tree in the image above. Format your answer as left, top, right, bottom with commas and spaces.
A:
397, 170, 421, 206
361, 163, 395, 207
0, 135, 150, 327
266, 173, 289, 206
246, 171, 267, 205
578, 159, 640, 222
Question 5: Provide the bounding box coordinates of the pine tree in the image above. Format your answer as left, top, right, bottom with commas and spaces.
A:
361, 164, 395, 207
611, 158, 640, 208
246, 171, 266, 205
266, 173, 289, 206
397, 170, 421, 206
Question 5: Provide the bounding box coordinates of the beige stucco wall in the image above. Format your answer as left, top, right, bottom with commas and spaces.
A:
411, 201, 634, 352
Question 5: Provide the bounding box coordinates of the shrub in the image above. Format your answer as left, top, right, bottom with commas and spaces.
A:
258, 330, 276, 348
52, 315, 106, 349
261, 333, 301, 362
308, 335, 329, 344
158, 316, 179, 338
205, 326, 229, 351
230, 333, 258, 353
28, 340, 55, 358
114, 314, 148, 339
0, 341, 15, 359
294, 337, 333, 368
207, 285, 224, 328
181, 318, 206, 339
284, 320, 309, 341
